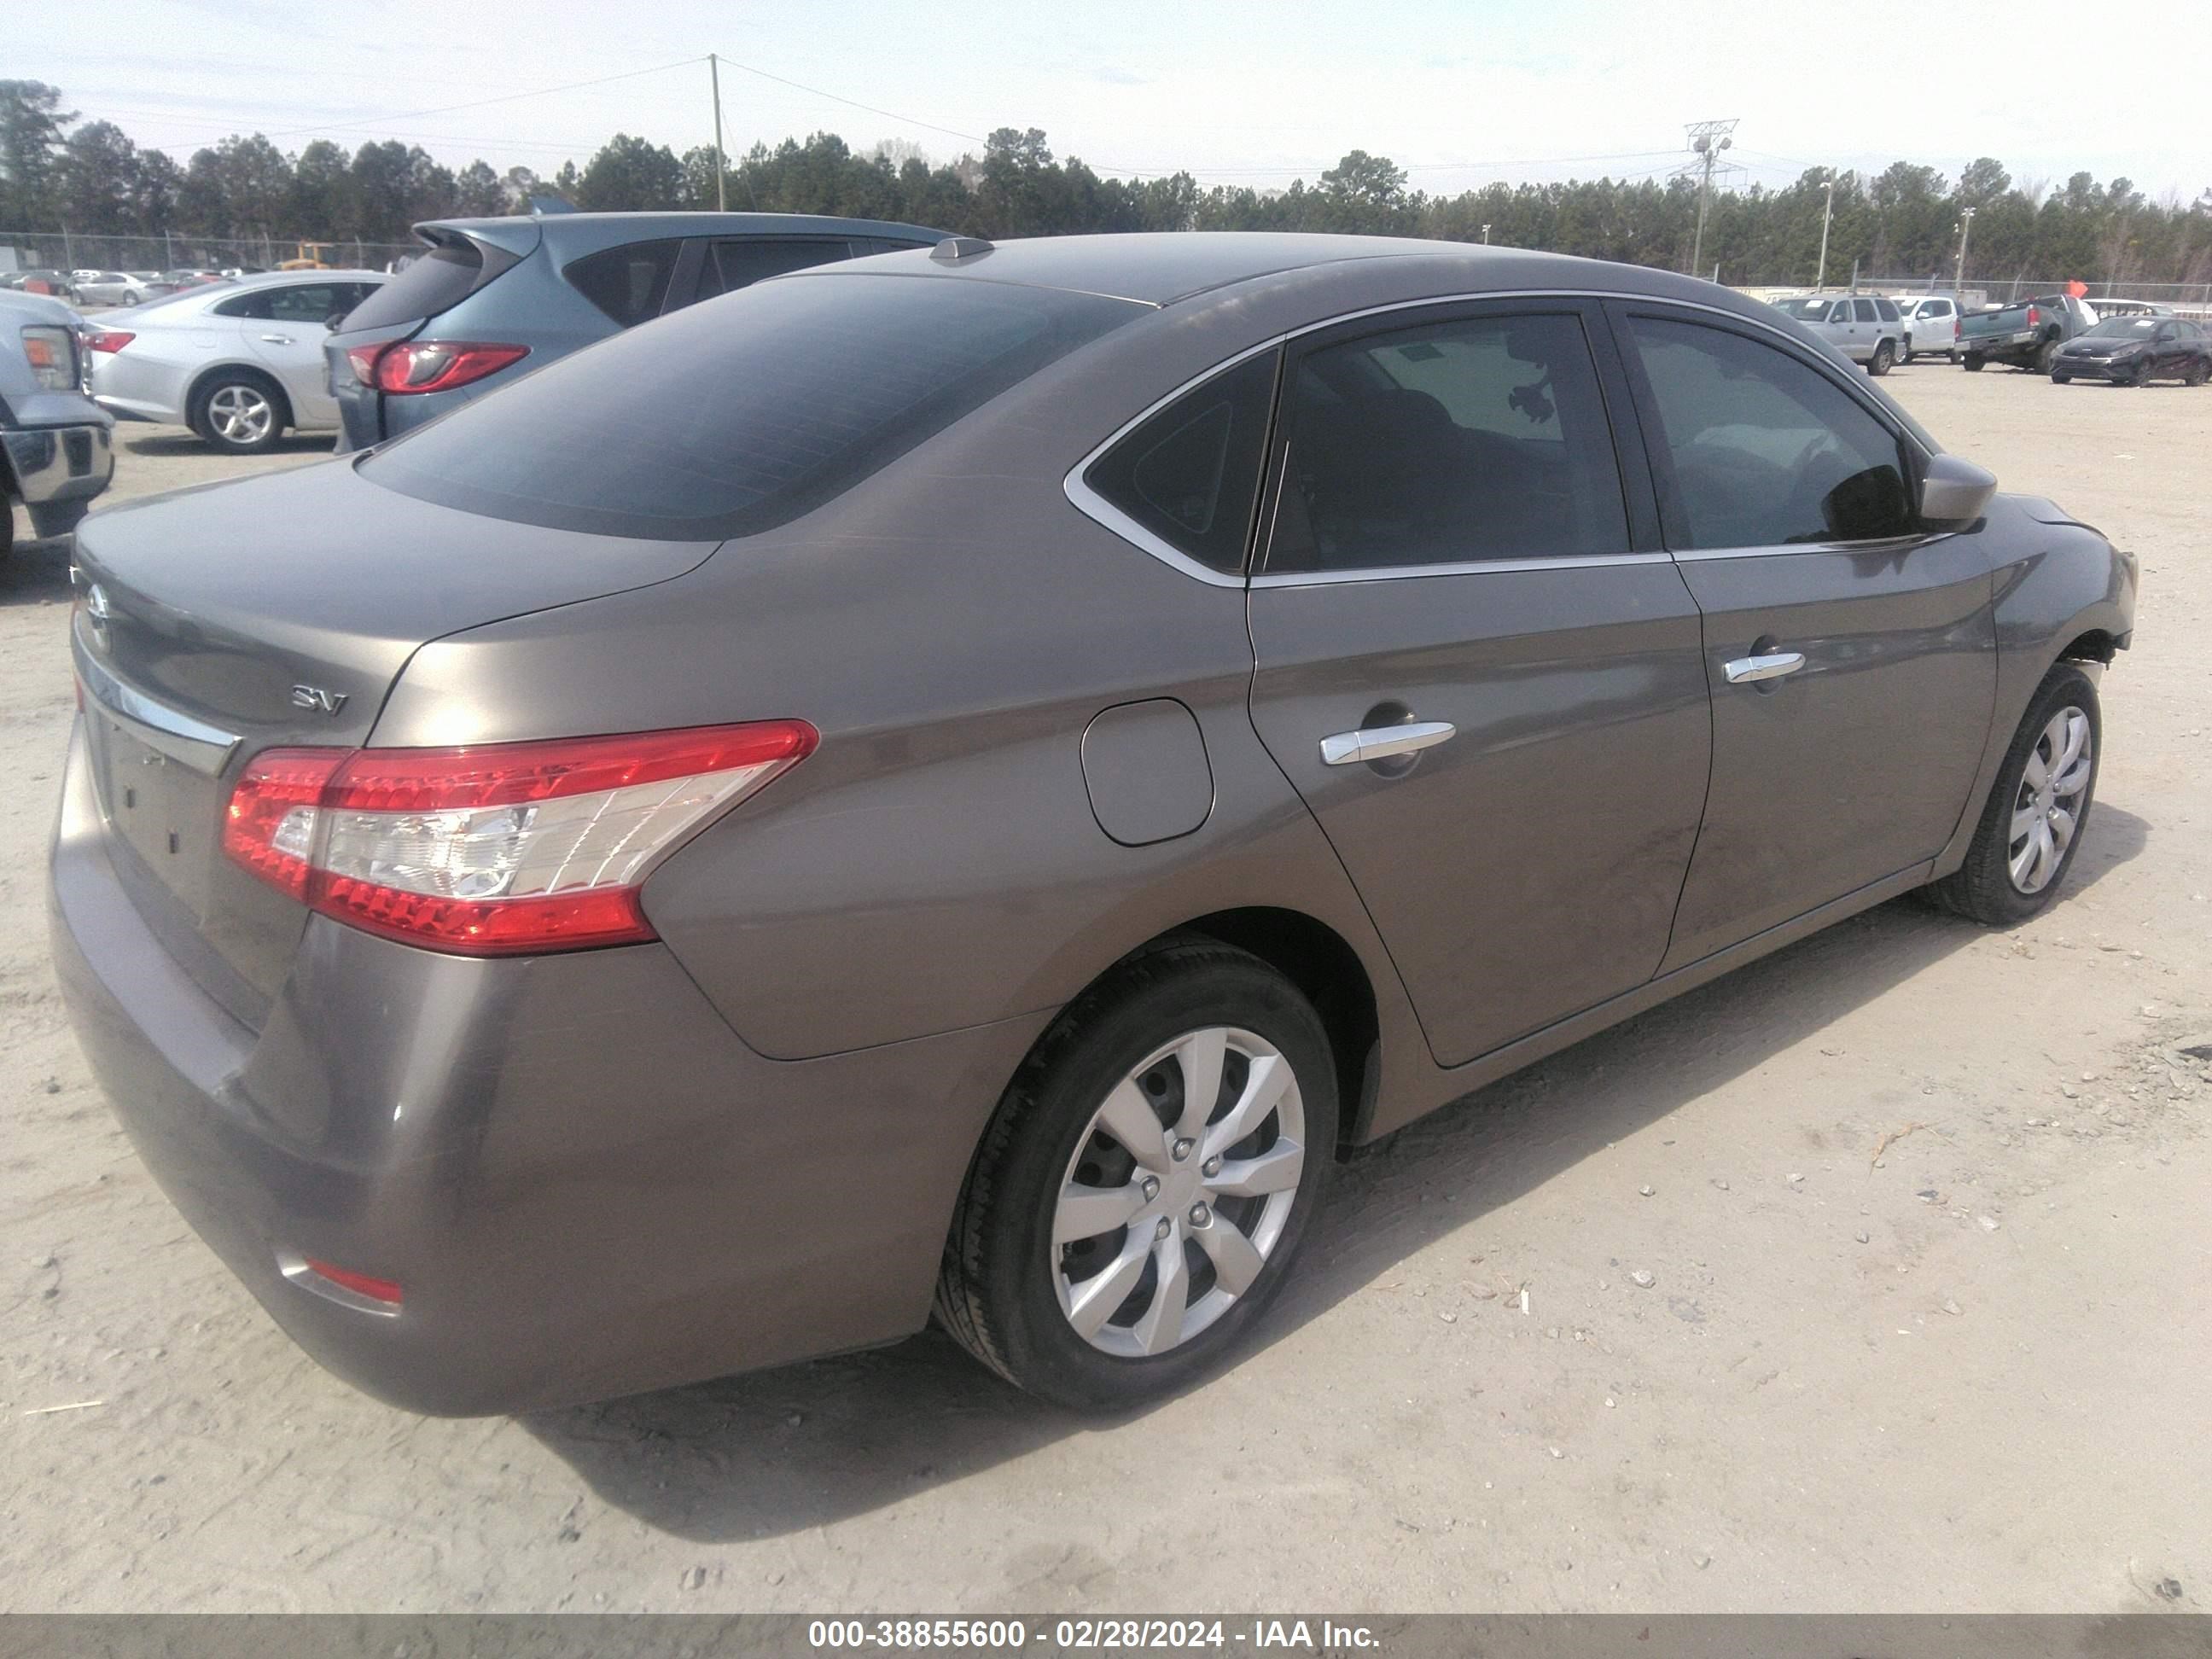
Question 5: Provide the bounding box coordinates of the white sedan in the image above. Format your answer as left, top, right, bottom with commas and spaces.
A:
84, 271, 385, 453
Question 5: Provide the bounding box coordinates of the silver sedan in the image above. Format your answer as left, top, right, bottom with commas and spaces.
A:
84, 271, 384, 453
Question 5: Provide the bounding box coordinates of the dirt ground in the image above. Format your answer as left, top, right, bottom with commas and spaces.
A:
2, 373, 2207, 1615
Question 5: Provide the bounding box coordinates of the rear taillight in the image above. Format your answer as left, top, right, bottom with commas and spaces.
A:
1953, 317, 1962, 340
223, 721, 816, 955
20, 324, 76, 388
347, 340, 527, 395
2027, 306, 2040, 327
84, 329, 135, 353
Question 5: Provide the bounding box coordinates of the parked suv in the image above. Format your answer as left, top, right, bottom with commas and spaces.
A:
1767, 293, 1907, 373
1895, 294, 1964, 363
2, 288, 114, 559
323, 211, 948, 451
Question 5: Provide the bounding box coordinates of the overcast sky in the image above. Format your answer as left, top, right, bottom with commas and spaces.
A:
22, 0, 2205, 201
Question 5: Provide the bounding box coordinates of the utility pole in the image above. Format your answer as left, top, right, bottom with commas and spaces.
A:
1678, 119, 1738, 280
709, 54, 728, 212
1814, 177, 1835, 288
1481, 223, 1491, 243
1953, 206, 1976, 293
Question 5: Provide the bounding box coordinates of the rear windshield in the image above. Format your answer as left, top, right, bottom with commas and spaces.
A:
341, 239, 501, 332
362, 273, 1138, 539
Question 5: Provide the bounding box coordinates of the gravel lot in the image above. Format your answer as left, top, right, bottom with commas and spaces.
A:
3, 375, 2208, 1615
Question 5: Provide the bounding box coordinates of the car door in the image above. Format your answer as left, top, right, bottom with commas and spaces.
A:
2151, 322, 2182, 375
1605, 302, 1999, 970
245, 280, 361, 426
1244, 300, 1711, 1067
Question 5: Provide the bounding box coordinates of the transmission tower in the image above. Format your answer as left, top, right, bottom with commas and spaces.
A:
1675, 118, 1742, 280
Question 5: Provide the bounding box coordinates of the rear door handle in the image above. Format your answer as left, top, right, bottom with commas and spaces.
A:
1320, 720, 1457, 766
1724, 650, 1807, 684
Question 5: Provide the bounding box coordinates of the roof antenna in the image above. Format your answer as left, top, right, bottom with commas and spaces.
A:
931, 236, 994, 263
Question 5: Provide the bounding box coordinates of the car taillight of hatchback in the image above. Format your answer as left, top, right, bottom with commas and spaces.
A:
223, 721, 815, 955
346, 340, 528, 395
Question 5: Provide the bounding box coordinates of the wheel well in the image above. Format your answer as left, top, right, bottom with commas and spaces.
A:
1143, 907, 1381, 1150
2059, 629, 2119, 665
187, 363, 292, 430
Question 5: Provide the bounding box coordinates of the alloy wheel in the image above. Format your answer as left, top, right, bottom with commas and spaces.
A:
207, 384, 275, 446
2008, 706, 2093, 895
1051, 1026, 1305, 1358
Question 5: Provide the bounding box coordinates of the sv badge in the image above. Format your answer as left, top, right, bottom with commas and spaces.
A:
290, 684, 348, 715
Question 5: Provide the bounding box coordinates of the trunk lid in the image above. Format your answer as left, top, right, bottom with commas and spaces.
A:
70, 456, 718, 1027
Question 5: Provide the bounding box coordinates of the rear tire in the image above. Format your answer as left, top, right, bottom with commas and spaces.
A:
1924, 663, 2101, 927
1963, 352, 1986, 371
936, 940, 1338, 1410
1868, 339, 1895, 376
190, 372, 288, 455
2034, 340, 2060, 373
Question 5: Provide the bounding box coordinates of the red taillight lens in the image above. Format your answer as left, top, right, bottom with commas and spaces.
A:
303, 1259, 403, 1307
84, 329, 135, 353
353, 340, 527, 395
223, 722, 817, 956
1953, 317, 1962, 340
2026, 306, 2040, 327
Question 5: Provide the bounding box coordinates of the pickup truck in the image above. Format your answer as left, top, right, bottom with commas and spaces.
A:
1959, 294, 2097, 373
2, 288, 116, 560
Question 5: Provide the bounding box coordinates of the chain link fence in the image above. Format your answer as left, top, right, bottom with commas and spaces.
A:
2, 230, 420, 274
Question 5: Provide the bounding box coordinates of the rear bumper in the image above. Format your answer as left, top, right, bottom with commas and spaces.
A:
49, 719, 1049, 1414
3, 420, 114, 534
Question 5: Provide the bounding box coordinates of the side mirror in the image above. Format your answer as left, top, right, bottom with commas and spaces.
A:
1919, 452, 1996, 528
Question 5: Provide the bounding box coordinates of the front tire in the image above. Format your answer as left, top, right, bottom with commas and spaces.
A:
2052, 371, 2070, 384
2129, 357, 2156, 387
1925, 663, 2101, 926
937, 940, 1338, 1409
191, 374, 287, 454
2034, 340, 2060, 373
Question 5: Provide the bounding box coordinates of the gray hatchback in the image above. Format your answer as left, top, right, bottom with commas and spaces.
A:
323, 209, 946, 451
55, 235, 2134, 1415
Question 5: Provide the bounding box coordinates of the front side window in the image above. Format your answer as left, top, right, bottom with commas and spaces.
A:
1266, 311, 1628, 573
1625, 314, 1914, 550
1083, 350, 1277, 574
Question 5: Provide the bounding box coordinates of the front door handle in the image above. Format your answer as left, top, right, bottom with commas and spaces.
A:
1320, 720, 1457, 766
259, 334, 292, 344
1724, 650, 1807, 684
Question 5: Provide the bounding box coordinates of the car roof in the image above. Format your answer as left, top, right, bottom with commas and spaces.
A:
413, 209, 949, 259
783, 231, 1779, 319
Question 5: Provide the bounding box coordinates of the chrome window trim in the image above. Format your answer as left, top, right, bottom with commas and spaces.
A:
1063, 286, 1925, 587
72, 626, 242, 776
1253, 551, 1674, 588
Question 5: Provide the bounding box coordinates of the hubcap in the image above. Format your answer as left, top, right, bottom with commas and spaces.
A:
1051, 1026, 1306, 1358
2007, 706, 2093, 894
207, 384, 273, 445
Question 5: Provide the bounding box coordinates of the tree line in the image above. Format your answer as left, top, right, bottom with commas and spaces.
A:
4, 79, 2208, 288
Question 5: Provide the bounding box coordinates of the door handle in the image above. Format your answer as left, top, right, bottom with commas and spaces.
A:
1320, 720, 1457, 766
1724, 650, 1807, 684
259, 334, 292, 344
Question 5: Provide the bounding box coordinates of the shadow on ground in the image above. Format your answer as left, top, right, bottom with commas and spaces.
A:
525, 800, 2150, 1540
1, 528, 74, 608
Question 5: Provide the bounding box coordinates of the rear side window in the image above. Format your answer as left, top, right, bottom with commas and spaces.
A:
1875, 299, 1900, 322
364, 273, 1138, 539
563, 239, 685, 327
1083, 351, 1277, 574
1267, 311, 1627, 573
1625, 314, 1913, 550
1854, 299, 1878, 322
702, 238, 855, 298
342, 241, 504, 332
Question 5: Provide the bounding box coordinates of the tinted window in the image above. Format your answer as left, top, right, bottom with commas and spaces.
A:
1772, 297, 1830, 320
1854, 299, 1878, 322
212, 289, 272, 319
364, 273, 1136, 539
265, 282, 355, 323
1928, 300, 1953, 317
1267, 311, 1627, 573
1084, 350, 1277, 573
562, 239, 685, 327
341, 242, 493, 331
1627, 316, 1912, 550
1875, 299, 1900, 322
704, 238, 854, 298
